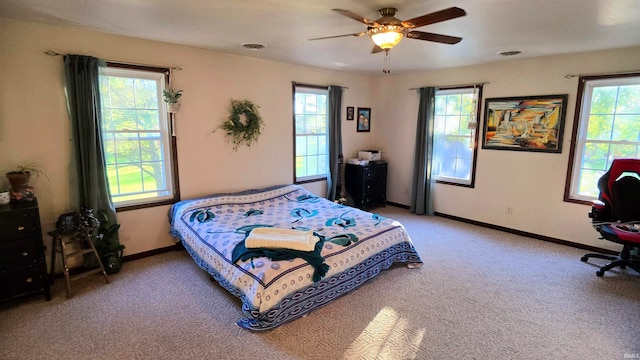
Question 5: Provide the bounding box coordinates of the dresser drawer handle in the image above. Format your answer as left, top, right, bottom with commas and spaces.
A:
17, 226, 25, 231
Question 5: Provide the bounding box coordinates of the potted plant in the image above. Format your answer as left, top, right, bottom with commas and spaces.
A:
94, 210, 125, 274
5, 163, 49, 202
163, 87, 183, 113
5, 162, 48, 190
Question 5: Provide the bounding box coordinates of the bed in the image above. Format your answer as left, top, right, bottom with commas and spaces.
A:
168, 184, 422, 330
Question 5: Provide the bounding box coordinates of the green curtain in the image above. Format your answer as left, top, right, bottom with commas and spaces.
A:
63, 55, 118, 231
410, 87, 436, 215
326, 85, 343, 201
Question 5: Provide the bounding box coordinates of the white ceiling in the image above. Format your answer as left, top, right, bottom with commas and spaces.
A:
2, 0, 640, 75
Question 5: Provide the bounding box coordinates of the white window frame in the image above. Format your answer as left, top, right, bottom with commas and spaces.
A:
99, 66, 178, 209
567, 74, 640, 202
293, 85, 329, 183
432, 86, 482, 187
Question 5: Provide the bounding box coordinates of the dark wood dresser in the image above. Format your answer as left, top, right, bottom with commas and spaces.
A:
345, 161, 387, 210
0, 199, 51, 302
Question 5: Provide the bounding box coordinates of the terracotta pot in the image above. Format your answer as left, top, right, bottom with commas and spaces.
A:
6, 172, 31, 190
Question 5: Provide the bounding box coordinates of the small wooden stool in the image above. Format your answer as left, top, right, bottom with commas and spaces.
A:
48, 211, 109, 298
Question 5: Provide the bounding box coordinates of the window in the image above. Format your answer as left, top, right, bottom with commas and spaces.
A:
98, 65, 179, 209
566, 74, 640, 202
432, 86, 482, 186
293, 85, 329, 183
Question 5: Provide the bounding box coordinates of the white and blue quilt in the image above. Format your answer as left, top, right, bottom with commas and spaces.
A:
168, 184, 422, 330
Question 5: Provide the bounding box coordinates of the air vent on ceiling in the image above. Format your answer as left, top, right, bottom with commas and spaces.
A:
497, 50, 522, 56
242, 43, 267, 50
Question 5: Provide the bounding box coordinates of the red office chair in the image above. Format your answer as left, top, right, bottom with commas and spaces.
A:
582, 158, 640, 276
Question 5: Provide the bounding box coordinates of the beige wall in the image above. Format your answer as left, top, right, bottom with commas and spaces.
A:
0, 18, 375, 257
1, 17, 637, 258
374, 46, 640, 251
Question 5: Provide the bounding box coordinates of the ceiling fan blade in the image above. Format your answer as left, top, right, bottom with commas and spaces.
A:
401, 7, 466, 28
371, 45, 384, 54
406, 31, 462, 44
332, 8, 378, 26
309, 32, 366, 41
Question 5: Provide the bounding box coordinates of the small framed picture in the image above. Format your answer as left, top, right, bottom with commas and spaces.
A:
357, 107, 371, 132
346, 106, 354, 120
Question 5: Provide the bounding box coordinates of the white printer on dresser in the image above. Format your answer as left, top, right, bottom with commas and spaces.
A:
358, 150, 381, 161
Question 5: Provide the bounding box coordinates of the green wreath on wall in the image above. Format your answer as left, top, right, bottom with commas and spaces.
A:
218, 99, 263, 151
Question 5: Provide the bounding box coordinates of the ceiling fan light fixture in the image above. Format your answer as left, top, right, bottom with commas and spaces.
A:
369, 25, 405, 50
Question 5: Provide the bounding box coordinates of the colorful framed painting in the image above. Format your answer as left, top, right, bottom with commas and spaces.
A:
346, 106, 354, 120
482, 94, 568, 153
357, 107, 371, 132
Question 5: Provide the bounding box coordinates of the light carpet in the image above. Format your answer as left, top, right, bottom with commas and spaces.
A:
1, 206, 639, 360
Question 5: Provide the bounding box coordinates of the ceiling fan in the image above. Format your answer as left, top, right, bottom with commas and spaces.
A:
310, 7, 466, 73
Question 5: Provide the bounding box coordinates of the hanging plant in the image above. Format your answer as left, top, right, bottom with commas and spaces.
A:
218, 99, 263, 151
163, 88, 183, 113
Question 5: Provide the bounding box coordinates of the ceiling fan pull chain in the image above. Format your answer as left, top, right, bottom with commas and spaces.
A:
383, 49, 391, 74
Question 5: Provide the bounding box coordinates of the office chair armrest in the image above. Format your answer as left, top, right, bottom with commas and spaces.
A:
589, 199, 610, 222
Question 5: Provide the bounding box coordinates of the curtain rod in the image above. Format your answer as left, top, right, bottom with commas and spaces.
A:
564, 70, 640, 79
408, 81, 489, 91
44, 50, 183, 71
292, 81, 349, 90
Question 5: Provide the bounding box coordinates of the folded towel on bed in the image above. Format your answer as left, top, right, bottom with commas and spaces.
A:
245, 227, 319, 252
232, 232, 329, 282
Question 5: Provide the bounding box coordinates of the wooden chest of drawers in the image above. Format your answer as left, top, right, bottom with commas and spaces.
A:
345, 161, 388, 210
0, 199, 51, 302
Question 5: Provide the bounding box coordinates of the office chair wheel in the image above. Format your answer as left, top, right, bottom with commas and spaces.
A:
580, 256, 588, 262
596, 270, 605, 277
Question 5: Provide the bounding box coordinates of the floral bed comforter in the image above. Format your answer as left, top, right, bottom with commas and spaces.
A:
168, 184, 422, 330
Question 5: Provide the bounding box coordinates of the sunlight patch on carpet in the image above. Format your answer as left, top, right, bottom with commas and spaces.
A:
343, 306, 425, 360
